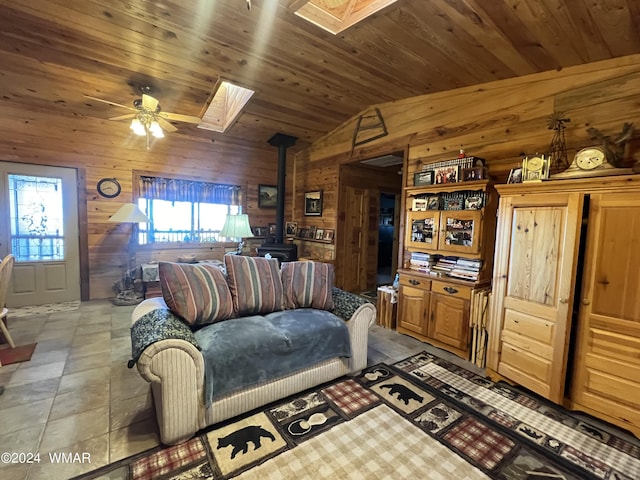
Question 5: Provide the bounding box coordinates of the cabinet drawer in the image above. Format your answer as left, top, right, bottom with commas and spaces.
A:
431, 280, 471, 300
399, 274, 430, 291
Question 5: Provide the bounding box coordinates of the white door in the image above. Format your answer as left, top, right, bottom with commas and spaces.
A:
0, 162, 80, 307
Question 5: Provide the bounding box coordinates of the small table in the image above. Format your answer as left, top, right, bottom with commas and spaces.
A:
376, 285, 397, 329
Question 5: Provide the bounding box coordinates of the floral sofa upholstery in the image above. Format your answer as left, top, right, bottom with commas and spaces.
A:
128, 255, 375, 445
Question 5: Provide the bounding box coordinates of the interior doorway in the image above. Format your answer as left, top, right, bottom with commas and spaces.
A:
377, 192, 396, 286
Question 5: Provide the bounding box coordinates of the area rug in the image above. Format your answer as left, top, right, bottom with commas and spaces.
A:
0, 342, 36, 365
75, 351, 640, 480
9, 300, 81, 318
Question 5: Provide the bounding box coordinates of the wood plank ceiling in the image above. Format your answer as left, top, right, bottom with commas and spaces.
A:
1, 0, 639, 153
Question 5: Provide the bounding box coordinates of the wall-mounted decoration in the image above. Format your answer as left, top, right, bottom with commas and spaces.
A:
97, 178, 121, 198
304, 190, 323, 216
413, 170, 434, 186
315, 228, 325, 240
285, 221, 297, 237
268, 223, 277, 236
351, 107, 388, 151
258, 184, 277, 208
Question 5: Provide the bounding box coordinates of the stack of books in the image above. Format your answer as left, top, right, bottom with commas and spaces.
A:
449, 258, 483, 281
431, 256, 459, 274
408, 252, 438, 273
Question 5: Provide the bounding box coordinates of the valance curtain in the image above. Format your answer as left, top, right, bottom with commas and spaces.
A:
138, 176, 242, 205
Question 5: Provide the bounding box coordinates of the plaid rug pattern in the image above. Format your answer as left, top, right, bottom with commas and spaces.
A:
76, 351, 640, 480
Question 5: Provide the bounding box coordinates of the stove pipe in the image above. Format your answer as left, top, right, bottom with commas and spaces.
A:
267, 133, 298, 244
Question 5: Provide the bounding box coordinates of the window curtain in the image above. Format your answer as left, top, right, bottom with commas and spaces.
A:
138, 176, 242, 205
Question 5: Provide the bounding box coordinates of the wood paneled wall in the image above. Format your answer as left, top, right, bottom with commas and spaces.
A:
295, 54, 640, 260
0, 106, 288, 299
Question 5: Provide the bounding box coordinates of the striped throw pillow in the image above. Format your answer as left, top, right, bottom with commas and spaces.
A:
281, 261, 334, 310
159, 262, 234, 326
224, 255, 284, 315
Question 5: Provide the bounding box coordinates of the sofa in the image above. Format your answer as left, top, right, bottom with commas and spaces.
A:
128, 255, 376, 445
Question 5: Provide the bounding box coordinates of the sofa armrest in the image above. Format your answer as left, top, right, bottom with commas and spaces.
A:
331, 287, 375, 325
332, 289, 376, 373
131, 298, 206, 445
129, 299, 200, 368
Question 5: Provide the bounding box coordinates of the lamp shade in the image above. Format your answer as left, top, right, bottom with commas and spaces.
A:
109, 203, 151, 223
220, 214, 254, 240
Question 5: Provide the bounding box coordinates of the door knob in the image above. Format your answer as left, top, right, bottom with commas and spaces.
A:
582, 299, 590, 305
558, 298, 567, 304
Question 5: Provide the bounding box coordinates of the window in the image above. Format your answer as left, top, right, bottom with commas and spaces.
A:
8, 174, 65, 261
136, 175, 242, 244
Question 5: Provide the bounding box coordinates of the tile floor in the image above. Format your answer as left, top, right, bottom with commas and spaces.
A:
0, 300, 636, 479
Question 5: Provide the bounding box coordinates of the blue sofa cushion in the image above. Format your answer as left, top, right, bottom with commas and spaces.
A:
194, 309, 351, 407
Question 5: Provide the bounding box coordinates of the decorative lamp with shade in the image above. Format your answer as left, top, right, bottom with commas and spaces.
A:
220, 213, 254, 254
109, 203, 151, 305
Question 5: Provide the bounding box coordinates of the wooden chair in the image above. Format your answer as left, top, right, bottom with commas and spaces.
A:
0, 254, 16, 349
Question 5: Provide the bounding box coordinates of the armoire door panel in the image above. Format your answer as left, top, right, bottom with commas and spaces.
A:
506, 207, 564, 306
589, 202, 640, 321
582, 368, 640, 409
498, 346, 551, 395
503, 309, 554, 345
572, 192, 640, 433
500, 328, 553, 360
488, 192, 582, 404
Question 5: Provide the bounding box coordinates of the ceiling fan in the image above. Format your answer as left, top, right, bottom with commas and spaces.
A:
85, 88, 201, 149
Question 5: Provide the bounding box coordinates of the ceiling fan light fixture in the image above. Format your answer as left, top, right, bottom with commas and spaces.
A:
149, 121, 164, 138
130, 118, 146, 136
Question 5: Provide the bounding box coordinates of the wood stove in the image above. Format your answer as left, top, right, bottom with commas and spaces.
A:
257, 133, 298, 263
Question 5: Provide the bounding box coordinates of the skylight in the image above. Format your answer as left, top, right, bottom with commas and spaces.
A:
198, 80, 255, 133
292, 0, 398, 35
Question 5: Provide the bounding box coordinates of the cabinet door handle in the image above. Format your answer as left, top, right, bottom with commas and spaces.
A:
409, 279, 420, 286
443, 286, 458, 294
559, 298, 567, 304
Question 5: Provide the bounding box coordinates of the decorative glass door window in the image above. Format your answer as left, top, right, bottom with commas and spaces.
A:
437, 210, 482, 254
8, 174, 65, 261
406, 211, 440, 250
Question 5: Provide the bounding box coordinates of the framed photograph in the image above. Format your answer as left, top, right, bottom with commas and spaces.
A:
507, 167, 523, 184
252, 226, 266, 237
461, 167, 484, 181
413, 170, 434, 186
426, 195, 440, 210
308, 225, 317, 239
323, 229, 335, 241
297, 227, 309, 239
412, 198, 428, 211
268, 223, 276, 236
285, 221, 297, 237
315, 228, 324, 240
444, 197, 463, 211
434, 165, 459, 184
304, 190, 323, 216
258, 184, 277, 208
464, 195, 484, 210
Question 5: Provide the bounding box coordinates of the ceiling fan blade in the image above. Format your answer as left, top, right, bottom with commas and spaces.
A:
142, 94, 159, 112
156, 117, 178, 132
84, 95, 134, 111
160, 112, 201, 124
109, 113, 136, 121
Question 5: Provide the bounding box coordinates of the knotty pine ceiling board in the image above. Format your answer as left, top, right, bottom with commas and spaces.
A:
1, 0, 639, 153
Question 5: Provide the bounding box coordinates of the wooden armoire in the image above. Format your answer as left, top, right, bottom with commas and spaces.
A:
487, 175, 640, 437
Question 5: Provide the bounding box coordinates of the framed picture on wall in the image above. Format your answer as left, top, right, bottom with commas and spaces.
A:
258, 184, 277, 208
304, 190, 323, 216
